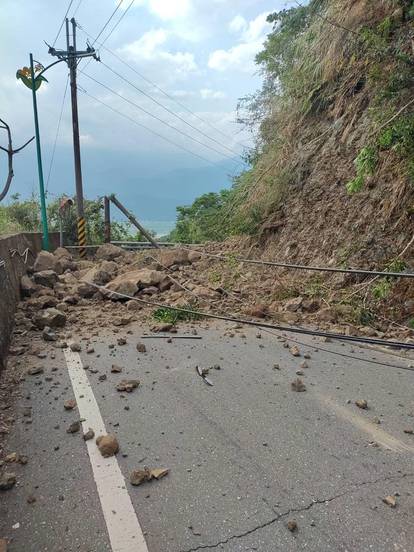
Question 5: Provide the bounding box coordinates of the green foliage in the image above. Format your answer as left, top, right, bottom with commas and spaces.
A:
386, 258, 406, 273
152, 305, 202, 325
0, 194, 142, 243
372, 279, 392, 300
408, 318, 414, 329
346, 146, 378, 194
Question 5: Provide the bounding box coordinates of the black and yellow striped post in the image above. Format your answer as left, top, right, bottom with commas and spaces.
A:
77, 217, 87, 258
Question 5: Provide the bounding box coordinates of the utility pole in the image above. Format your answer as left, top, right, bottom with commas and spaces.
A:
48, 18, 98, 257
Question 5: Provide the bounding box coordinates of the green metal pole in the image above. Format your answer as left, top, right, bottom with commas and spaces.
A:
29, 53, 49, 251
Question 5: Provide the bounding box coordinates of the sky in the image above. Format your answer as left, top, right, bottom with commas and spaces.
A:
0, 0, 296, 225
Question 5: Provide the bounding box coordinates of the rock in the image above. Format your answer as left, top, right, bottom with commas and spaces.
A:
403, 428, 413, 435
116, 379, 140, 392
136, 343, 147, 353
0, 473, 16, 491
287, 520, 297, 532
29, 295, 58, 309
27, 494, 36, 504
106, 269, 169, 299
301, 298, 320, 313
63, 295, 78, 305
20, 275, 37, 297
126, 300, 141, 312
64, 399, 77, 410
289, 346, 300, 357
77, 283, 96, 298
383, 495, 396, 508
54, 247, 72, 260
117, 337, 127, 346
284, 297, 303, 312
34, 308, 66, 329
95, 243, 126, 261
150, 323, 173, 333
299, 361, 308, 370
244, 304, 268, 318
100, 260, 118, 275
42, 326, 57, 342
130, 467, 169, 486
111, 364, 123, 373
33, 270, 58, 288
98, 374, 107, 382
113, 316, 132, 327
33, 250, 63, 274
96, 434, 119, 457
157, 248, 190, 268
81, 267, 111, 286
66, 421, 80, 433
130, 468, 151, 486
188, 250, 201, 263
69, 341, 81, 352
355, 399, 368, 410
28, 366, 44, 376
291, 378, 306, 392
83, 428, 95, 441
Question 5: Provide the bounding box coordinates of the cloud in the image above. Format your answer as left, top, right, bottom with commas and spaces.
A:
200, 88, 226, 99
120, 29, 198, 74
148, 0, 192, 20
208, 12, 271, 73
229, 15, 247, 34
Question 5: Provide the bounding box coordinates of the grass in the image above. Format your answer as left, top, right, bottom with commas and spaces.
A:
152, 305, 203, 325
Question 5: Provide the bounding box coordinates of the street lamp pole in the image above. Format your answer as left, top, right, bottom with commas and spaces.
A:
29, 52, 49, 251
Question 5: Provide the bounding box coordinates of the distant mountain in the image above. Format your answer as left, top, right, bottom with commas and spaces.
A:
8, 145, 239, 222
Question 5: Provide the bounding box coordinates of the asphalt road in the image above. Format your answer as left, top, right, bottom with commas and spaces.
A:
1, 321, 414, 552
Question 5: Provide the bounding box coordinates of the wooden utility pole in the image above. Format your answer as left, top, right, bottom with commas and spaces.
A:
109, 194, 160, 248
67, 18, 86, 256
48, 19, 98, 257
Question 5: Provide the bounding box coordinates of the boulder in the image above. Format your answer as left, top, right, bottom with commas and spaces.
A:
77, 283, 96, 298
33, 250, 63, 274
20, 275, 37, 297
54, 247, 72, 260
60, 258, 78, 272
34, 307, 67, 329
95, 243, 126, 261
33, 270, 58, 288
28, 295, 58, 309
157, 248, 190, 268
100, 260, 118, 275
188, 250, 202, 263
81, 266, 111, 286
105, 268, 169, 299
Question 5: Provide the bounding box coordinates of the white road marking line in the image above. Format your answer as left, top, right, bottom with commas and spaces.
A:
318, 394, 414, 453
63, 348, 149, 552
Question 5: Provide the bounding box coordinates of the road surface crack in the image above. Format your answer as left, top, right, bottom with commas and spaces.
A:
180, 472, 414, 551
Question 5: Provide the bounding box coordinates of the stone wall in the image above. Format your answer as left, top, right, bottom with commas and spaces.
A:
0, 232, 59, 370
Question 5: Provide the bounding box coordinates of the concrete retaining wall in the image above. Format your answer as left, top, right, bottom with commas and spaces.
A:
0, 232, 60, 370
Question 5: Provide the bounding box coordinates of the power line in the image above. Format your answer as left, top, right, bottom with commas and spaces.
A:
79, 69, 241, 166
178, 246, 414, 280
46, 75, 70, 194
80, 0, 135, 71
85, 281, 414, 351
99, 60, 245, 161
72, 0, 84, 18
91, 0, 125, 46
52, 0, 75, 47
77, 23, 250, 150
78, 86, 230, 168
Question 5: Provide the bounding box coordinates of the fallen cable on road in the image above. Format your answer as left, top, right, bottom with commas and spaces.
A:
179, 246, 414, 279
141, 335, 202, 339
85, 282, 414, 351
